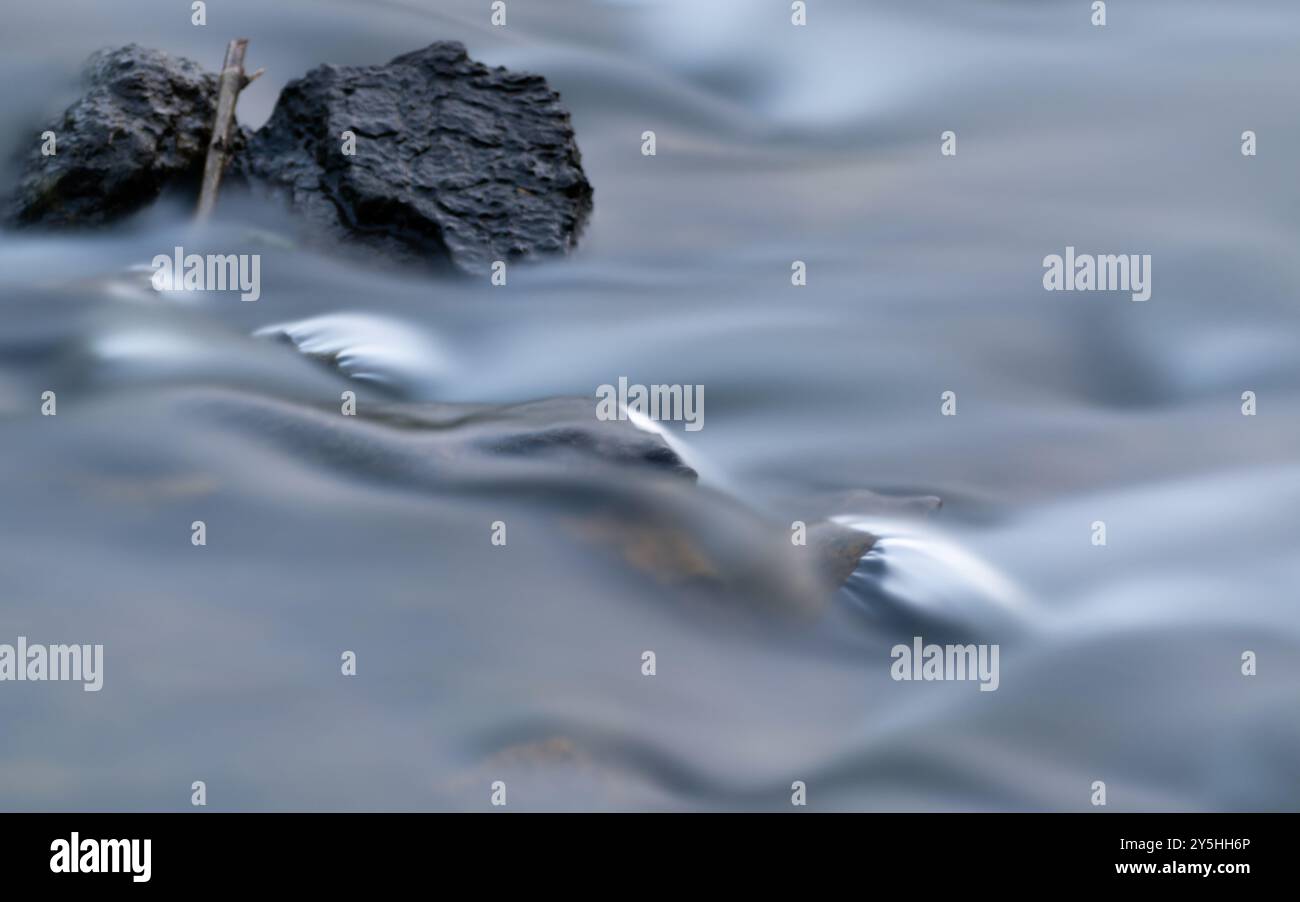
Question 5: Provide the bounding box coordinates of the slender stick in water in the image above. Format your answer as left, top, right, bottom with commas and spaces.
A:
195, 38, 263, 221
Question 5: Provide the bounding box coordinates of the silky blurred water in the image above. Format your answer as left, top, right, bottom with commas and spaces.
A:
0, 0, 1297, 810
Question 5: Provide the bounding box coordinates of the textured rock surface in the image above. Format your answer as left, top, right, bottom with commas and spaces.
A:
238, 42, 593, 273
6, 45, 233, 227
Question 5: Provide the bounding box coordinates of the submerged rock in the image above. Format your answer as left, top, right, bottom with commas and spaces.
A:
6, 45, 235, 227
238, 41, 593, 273
136, 383, 867, 615
368, 396, 699, 480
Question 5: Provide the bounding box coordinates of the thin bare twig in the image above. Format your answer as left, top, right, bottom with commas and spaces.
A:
195, 39, 255, 221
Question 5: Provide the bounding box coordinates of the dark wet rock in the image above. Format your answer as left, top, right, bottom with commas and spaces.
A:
6, 45, 237, 227
238, 41, 593, 273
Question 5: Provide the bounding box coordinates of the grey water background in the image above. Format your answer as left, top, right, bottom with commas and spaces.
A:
1, 0, 1298, 810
